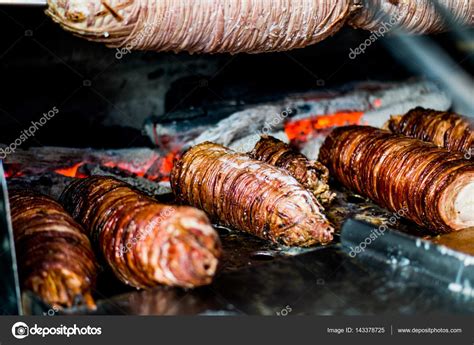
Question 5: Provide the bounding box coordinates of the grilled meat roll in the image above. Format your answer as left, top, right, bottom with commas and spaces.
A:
60, 176, 221, 289
249, 135, 335, 205
171, 142, 334, 247
386, 107, 473, 156
319, 126, 474, 233
9, 191, 97, 309
46, 0, 354, 54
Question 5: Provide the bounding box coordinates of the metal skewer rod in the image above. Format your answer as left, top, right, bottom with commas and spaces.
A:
0, 0, 47, 5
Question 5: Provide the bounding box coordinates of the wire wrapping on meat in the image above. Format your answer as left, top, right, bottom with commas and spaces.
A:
171, 142, 334, 247
319, 126, 474, 233
59, 176, 221, 289
249, 135, 335, 205
349, 0, 473, 34
45, 0, 473, 54
9, 191, 98, 309
385, 107, 474, 156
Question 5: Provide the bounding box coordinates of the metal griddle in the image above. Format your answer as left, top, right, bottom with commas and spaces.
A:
3, 179, 473, 315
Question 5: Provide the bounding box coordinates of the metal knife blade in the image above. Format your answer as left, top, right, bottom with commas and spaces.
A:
0, 161, 22, 315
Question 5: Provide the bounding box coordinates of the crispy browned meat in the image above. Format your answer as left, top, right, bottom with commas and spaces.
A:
9, 191, 97, 309
386, 107, 473, 156
249, 135, 335, 205
171, 142, 334, 247
319, 126, 474, 233
60, 176, 221, 289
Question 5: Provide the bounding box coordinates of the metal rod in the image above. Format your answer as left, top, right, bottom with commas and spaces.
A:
0, 0, 47, 5
384, 34, 474, 116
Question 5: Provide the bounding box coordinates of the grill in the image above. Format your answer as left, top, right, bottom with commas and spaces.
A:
0, 1, 473, 316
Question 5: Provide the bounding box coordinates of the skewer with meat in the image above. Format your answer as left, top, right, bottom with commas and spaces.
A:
60, 176, 221, 289
385, 107, 473, 157
319, 126, 474, 233
9, 191, 98, 309
45, 1, 472, 54
171, 142, 334, 247
249, 135, 335, 205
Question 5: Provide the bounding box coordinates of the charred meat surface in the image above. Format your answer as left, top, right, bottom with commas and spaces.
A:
60, 176, 221, 289
319, 126, 474, 233
249, 135, 335, 205
9, 191, 97, 309
386, 107, 473, 156
171, 142, 334, 247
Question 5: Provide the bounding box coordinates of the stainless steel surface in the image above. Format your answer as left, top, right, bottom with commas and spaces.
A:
0, 162, 21, 315
341, 219, 474, 297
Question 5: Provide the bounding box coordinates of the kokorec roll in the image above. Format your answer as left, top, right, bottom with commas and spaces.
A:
60, 176, 221, 289
171, 142, 334, 247
386, 107, 473, 157
319, 126, 474, 233
249, 135, 335, 205
10, 191, 97, 309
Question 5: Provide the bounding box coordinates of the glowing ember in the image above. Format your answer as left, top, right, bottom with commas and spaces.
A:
4, 164, 24, 179
158, 150, 180, 182
53, 150, 180, 182
55, 162, 87, 178
373, 98, 382, 108
285, 111, 364, 142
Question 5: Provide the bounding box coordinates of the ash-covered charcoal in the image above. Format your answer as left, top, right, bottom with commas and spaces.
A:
9, 191, 98, 309
385, 107, 474, 156
7, 173, 75, 200
89, 165, 172, 197
171, 142, 334, 247
60, 176, 221, 289
319, 126, 474, 233
249, 135, 335, 205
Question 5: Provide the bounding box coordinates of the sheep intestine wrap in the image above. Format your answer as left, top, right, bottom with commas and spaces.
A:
249, 135, 335, 205
45, 1, 473, 54
60, 176, 221, 289
385, 107, 474, 156
319, 126, 474, 233
349, 0, 473, 34
45, 0, 354, 54
171, 142, 334, 247
9, 191, 98, 309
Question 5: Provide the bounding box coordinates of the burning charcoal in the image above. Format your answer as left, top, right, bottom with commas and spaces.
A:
60, 176, 221, 289
319, 126, 474, 233
385, 107, 474, 156
249, 135, 335, 205
171, 142, 334, 247
9, 191, 98, 309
